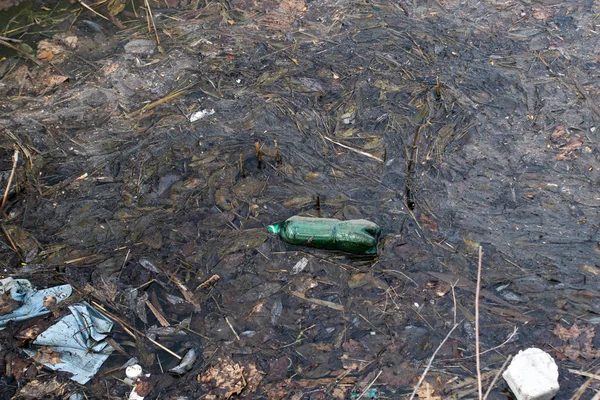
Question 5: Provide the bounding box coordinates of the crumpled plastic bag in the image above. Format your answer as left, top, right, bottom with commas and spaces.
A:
0, 277, 72, 329
24, 302, 114, 384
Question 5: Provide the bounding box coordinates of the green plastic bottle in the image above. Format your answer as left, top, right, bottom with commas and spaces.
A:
267, 216, 381, 255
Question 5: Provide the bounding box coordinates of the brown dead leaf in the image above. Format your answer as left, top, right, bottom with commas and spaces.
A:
268, 357, 289, 380
415, 380, 442, 400
199, 356, 261, 399
6, 65, 68, 95
36, 39, 66, 61
84, 281, 118, 303
553, 323, 600, 361
290, 275, 318, 295
554, 323, 581, 341
15, 325, 44, 341
134, 375, 160, 397
55, 34, 78, 48
37, 50, 55, 62
263, 380, 292, 400
101, 62, 120, 75
548, 125, 583, 160
420, 214, 438, 232
16, 378, 65, 399
43, 295, 60, 318
425, 280, 451, 297
279, 0, 305, 14
348, 273, 369, 289
10, 356, 32, 381
32, 346, 62, 366
531, 4, 553, 21
0, 290, 20, 315
550, 124, 566, 140
243, 362, 265, 395
555, 136, 583, 160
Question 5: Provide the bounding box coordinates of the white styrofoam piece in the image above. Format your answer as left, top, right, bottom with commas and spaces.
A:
503, 347, 559, 400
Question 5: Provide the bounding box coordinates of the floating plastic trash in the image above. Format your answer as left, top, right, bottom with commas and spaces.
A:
0, 278, 72, 330
267, 216, 381, 255
503, 347, 559, 400
23, 302, 114, 384
169, 347, 198, 374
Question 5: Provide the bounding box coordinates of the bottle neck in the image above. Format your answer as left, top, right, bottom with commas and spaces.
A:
267, 223, 281, 234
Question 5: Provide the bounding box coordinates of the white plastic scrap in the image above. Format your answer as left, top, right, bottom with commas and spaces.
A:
126, 364, 143, 379
503, 347, 559, 400
0, 278, 72, 330
23, 302, 114, 384
291, 257, 309, 274
189, 108, 215, 123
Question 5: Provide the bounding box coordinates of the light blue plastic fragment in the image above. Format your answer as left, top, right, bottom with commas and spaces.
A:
23, 302, 114, 384
0, 278, 72, 330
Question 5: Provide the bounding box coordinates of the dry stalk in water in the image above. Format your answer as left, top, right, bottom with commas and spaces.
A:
410, 273, 461, 400
476, 245, 483, 400
409, 322, 459, 400
255, 141, 262, 168
239, 153, 245, 178
483, 355, 512, 400
1, 150, 19, 214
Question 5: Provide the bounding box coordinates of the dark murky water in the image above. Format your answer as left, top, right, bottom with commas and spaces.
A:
1, 0, 599, 398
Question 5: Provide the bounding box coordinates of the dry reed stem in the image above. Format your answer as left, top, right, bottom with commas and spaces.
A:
143, 0, 161, 45
483, 355, 512, 400
324, 136, 384, 162
475, 245, 483, 400
569, 366, 600, 400
409, 272, 461, 400
225, 316, 241, 341
568, 368, 600, 381
1, 150, 19, 214
356, 370, 382, 400
239, 153, 245, 178
408, 322, 459, 400
90, 300, 182, 360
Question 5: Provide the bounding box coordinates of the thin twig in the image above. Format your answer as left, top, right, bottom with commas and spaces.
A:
460, 326, 518, 360
75, 0, 109, 20
356, 370, 382, 400
91, 301, 182, 360
569, 366, 600, 400
323, 136, 384, 162
475, 245, 483, 400
568, 368, 600, 381
483, 355, 512, 400
409, 322, 459, 400
143, 0, 161, 46
451, 279, 458, 326
1, 150, 19, 214
0, 39, 43, 66
225, 316, 240, 341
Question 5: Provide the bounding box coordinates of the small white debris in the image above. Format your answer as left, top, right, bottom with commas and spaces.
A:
124, 39, 156, 55
189, 108, 215, 123
503, 348, 559, 400
291, 257, 309, 274
126, 364, 143, 379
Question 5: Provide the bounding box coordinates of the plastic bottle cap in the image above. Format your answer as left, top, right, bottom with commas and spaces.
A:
267, 224, 280, 234
126, 364, 143, 379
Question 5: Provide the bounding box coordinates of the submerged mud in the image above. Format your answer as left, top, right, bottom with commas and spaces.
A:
1, 0, 599, 398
